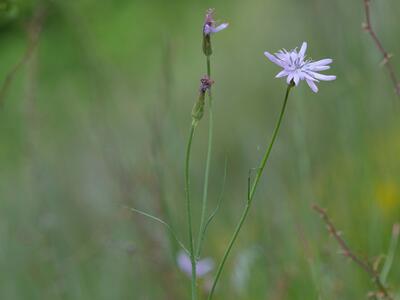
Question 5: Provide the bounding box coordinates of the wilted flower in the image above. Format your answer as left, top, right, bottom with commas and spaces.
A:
203, 8, 229, 36
264, 42, 336, 93
192, 76, 214, 122
177, 251, 214, 278
203, 9, 228, 56
199, 75, 214, 93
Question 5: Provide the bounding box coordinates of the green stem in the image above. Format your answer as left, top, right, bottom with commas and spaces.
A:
206, 55, 211, 77
207, 84, 293, 300
196, 55, 213, 258
380, 223, 400, 285
185, 120, 198, 300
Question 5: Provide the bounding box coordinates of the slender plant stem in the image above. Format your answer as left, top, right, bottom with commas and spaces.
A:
185, 121, 198, 300
126, 206, 190, 255
206, 56, 211, 76
381, 223, 400, 285
207, 84, 293, 300
196, 55, 213, 258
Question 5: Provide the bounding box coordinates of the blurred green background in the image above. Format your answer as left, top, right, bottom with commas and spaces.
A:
0, 0, 399, 299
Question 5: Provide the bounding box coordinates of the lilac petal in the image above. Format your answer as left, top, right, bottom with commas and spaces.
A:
303, 72, 319, 82
275, 51, 287, 61
290, 52, 297, 64
299, 42, 307, 58
308, 72, 336, 81
275, 70, 288, 78
308, 58, 333, 67
310, 65, 330, 71
264, 52, 285, 68
177, 251, 192, 276
196, 258, 214, 277
212, 23, 229, 33
177, 251, 214, 278
306, 79, 319, 93
204, 24, 212, 35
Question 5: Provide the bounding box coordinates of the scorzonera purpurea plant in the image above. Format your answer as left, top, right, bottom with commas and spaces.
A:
129, 6, 399, 300
186, 9, 337, 300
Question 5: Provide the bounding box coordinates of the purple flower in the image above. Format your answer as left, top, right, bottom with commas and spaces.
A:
264, 42, 336, 93
203, 8, 229, 36
177, 251, 214, 278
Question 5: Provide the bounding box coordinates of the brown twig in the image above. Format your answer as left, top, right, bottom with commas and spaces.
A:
362, 0, 400, 96
0, 5, 47, 107
312, 204, 394, 300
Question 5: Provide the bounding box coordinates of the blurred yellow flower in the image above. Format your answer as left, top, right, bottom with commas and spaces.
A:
376, 182, 400, 214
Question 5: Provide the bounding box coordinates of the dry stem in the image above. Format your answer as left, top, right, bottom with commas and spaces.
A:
362, 0, 400, 96
312, 204, 393, 300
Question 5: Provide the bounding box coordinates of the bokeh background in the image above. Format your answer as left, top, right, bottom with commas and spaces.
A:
0, 0, 399, 299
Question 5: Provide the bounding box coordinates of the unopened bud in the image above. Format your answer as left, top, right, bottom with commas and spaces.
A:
192, 93, 205, 122
203, 34, 212, 56
191, 76, 214, 122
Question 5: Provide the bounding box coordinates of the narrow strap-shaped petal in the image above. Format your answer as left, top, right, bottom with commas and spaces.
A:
212, 23, 229, 33
309, 65, 330, 71
306, 79, 319, 93
308, 71, 336, 81
264, 52, 285, 68
275, 70, 289, 78
299, 42, 307, 58
308, 58, 333, 67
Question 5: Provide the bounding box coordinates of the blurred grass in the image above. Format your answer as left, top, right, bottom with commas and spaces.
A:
0, 0, 399, 299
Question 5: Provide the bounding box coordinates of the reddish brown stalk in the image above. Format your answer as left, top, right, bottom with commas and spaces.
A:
312, 204, 394, 300
362, 0, 400, 96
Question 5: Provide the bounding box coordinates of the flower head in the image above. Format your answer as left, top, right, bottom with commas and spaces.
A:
177, 251, 214, 278
203, 8, 229, 36
264, 42, 336, 93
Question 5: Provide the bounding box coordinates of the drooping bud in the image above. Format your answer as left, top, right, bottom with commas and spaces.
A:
192, 76, 214, 122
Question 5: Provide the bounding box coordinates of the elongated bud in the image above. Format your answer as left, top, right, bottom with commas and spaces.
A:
192, 76, 214, 122
202, 33, 212, 56
192, 92, 205, 122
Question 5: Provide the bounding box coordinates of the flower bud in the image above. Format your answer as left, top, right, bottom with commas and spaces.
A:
202, 33, 212, 57
191, 76, 214, 122
192, 92, 205, 122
